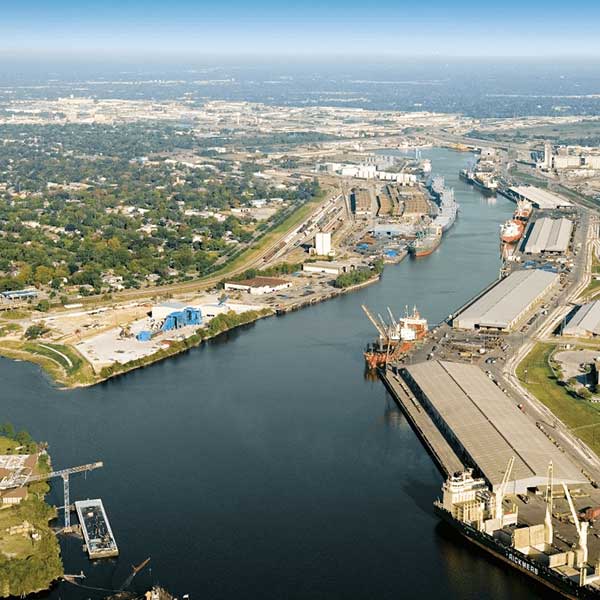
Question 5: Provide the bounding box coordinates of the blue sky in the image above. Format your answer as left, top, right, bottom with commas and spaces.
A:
2, 1, 599, 58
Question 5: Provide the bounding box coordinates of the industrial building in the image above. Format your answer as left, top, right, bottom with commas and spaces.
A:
506, 186, 573, 210
523, 217, 573, 254
402, 360, 585, 493
302, 261, 356, 276
0, 289, 38, 300
351, 188, 373, 219
563, 301, 600, 337
314, 231, 332, 256
224, 276, 291, 295
453, 269, 559, 331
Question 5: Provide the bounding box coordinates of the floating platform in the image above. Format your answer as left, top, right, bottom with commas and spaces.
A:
75, 499, 119, 559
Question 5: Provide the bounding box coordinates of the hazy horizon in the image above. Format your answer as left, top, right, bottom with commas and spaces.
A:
3, 0, 600, 58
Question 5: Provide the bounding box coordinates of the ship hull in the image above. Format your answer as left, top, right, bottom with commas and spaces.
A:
472, 178, 497, 196
409, 241, 441, 258
434, 505, 600, 600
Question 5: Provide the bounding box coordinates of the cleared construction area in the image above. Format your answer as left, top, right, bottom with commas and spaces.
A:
401, 360, 585, 493
563, 300, 600, 337
524, 217, 573, 254
453, 269, 559, 331
507, 185, 573, 209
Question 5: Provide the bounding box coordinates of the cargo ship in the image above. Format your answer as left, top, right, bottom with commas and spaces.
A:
428, 175, 445, 199
409, 224, 443, 257
434, 471, 600, 599
434, 188, 459, 233
514, 199, 533, 222
362, 305, 427, 369
500, 219, 525, 244
472, 174, 498, 195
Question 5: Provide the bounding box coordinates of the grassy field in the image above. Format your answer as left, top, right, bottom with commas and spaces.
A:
0, 436, 63, 597
0, 341, 97, 387
517, 342, 600, 455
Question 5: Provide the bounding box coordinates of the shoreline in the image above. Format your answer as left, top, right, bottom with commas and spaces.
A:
0, 275, 383, 390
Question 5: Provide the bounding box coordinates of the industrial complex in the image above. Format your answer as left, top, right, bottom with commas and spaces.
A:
402, 361, 585, 493
505, 186, 574, 210
452, 269, 559, 331
524, 217, 574, 255
563, 301, 600, 338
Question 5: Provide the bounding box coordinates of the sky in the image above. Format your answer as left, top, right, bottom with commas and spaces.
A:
1, 1, 600, 60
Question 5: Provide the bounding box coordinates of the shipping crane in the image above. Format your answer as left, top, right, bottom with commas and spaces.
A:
545, 461, 554, 545
1, 461, 103, 529
361, 304, 388, 342
563, 482, 588, 568
387, 307, 398, 328
495, 456, 515, 520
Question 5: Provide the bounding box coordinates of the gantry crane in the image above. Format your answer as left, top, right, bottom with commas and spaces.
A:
1, 461, 103, 528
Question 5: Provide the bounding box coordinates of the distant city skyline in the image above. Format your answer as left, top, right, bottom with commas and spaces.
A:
3, 0, 600, 59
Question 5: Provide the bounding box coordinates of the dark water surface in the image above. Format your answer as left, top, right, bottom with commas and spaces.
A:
2, 149, 546, 599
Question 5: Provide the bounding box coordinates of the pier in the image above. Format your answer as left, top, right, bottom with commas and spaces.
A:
75, 499, 119, 559
379, 366, 465, 476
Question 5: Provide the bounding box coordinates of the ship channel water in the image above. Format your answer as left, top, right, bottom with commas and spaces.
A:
1, 148, 550, 599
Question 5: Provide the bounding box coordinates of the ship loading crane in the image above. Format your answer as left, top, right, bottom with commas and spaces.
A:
1, 461, 103, 529
562, 482, 589, 570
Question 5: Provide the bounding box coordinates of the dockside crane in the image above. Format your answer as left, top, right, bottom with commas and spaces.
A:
545, 461, 554, 545
495, 456, 515, 520
361, 304, 388, 343
387, 307, 398, 328
1, 461, 103, 529
562, 482, 588, 568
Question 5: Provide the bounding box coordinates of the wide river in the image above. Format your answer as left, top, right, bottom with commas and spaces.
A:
2, 149, 550, 599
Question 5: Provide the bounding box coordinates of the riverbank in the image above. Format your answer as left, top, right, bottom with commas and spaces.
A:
0, 272, 382, 389
0, 432, 63, 597
0, 308, 275, 389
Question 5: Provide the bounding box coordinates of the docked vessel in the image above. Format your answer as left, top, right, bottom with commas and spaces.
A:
409, 224, 442, 257
500, 219, 525, 244
434, 470, 600, 599
434, 188, 459, 233
472, 174, 498, 195
514, 199, 533, 222
428, 175, 445, 199
459, 168, 475, 182
362, 305, 428, 369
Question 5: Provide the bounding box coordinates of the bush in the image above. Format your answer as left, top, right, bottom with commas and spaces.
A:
24, 324, 49, 340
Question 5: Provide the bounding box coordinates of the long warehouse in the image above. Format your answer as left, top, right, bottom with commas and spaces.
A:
453, 269, 559, 331
523, 217, 573, 254
563, 300, 600, 337
402, 360, 585, 493
507, 185, 573, 209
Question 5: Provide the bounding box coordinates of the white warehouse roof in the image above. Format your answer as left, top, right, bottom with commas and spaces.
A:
403, 360, 585, 492
563, 301, 600, 337
524, 217, 573, 254
509, 185, 573, 209
453, 269, 559, 330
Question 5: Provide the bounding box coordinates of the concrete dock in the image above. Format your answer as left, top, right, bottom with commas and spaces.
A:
75, 499, 119, 559
379, 366, 464, 476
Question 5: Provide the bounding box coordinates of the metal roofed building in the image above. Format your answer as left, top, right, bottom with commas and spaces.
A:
524, 217, 573, 254
453, 269, 559, 331
507, 185, 573, 209
563, 301, 600, 337
402, 360, 585, 493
